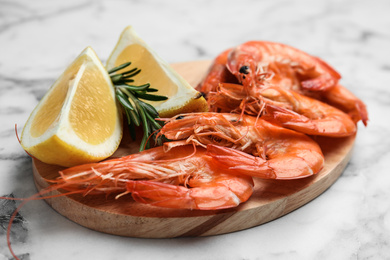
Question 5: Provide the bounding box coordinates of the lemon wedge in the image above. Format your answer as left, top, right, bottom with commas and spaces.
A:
106, 26, 208, 118
20, 47, 122, 167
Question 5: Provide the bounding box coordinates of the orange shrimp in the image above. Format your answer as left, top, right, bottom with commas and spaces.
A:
208, 83, 356, 137
5, 145, 254, 210
321, 84, 368, 126
226, 41, 341, 91
55, 145, 254, 210
158, 113, 324, 180
198, 41, 368, 125
2, 145, 253, 259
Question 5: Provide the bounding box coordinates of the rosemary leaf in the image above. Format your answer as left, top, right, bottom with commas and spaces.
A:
128, 109, 141, 127
121, 79, 135, 83
137, 105, 150, 150
116, 90, 134, 111
120, 83, 150, 92
122, 69, 141, 78
110, 74, 123, 83
128, 120, 137, 141
136, 92, 168, 101
108, 62, 132, 74
139, 101, 159, 118
121, 67, 138, 75
125, 110, 137, 140
144, 111, 162, 130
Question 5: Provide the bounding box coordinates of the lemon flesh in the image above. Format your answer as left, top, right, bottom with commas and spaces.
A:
106, 26, 208, 118
21, 47, 122, 167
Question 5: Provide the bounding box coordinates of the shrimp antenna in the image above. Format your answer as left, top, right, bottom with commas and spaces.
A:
1, 186, 85, 260
142, 128, 162, 151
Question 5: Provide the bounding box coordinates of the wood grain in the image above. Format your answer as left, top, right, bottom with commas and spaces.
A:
32, 60, 356, 238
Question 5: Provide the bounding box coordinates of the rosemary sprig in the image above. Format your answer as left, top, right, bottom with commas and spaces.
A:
108, 62, 168, 151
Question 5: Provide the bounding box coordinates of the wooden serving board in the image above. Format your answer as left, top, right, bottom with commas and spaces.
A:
33, 60, 356, 238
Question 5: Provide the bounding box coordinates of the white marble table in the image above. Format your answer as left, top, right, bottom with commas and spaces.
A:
0, 0, 389, 259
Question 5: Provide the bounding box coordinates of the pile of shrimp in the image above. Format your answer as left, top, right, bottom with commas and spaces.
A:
2, 41, 368, 260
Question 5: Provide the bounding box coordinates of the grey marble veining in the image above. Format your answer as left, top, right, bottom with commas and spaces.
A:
1, 0, 389, 259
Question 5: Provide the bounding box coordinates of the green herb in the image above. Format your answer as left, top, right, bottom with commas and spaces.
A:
108, 62, 167, 151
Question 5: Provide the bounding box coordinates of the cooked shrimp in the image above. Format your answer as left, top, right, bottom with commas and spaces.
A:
226, 41, 341, 92
19, 145, 254, 210
198, 41, 368, 125
322, 84, 368, 126
208, 83, 356, 137
2, 146, 254, 260
158, 113, 324, 180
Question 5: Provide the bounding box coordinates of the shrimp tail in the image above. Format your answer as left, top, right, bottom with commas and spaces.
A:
322, 84, 369, 126
354, 99, 369, 126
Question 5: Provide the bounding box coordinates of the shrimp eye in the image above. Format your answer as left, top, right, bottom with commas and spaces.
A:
239, 66, 250, 74
176, 115, 185, 120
